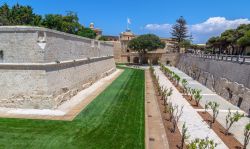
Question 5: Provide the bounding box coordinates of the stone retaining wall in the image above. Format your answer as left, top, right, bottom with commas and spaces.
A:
0, 26, 116, 109
177, 54, 250, 113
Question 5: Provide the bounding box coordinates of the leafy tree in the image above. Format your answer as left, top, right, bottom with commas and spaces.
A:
0, 3, 97, 39
225, 109, 244, 135
237, 30, 250, 55
188, 137, 217, 149
206, 24, 250, 55
0, 3, 10, 25
181, 79, 188, 94
171, 16, 188, 51
8, 3, 39, 25
168, 102, 175, 122
244, 123, 250, 149
206, 102, 220, 123
77, 27, 96, 39
42, 12, 82, 35
206, 36, 221, 54
128, 34, 165, 64
42, 14, 63, 30
172, 105, 184, 133
220, 29, 238, 54
193, 89, 202, 106
98, 36, 109, 41
180, 39, 191, 49
181, 123, 189, 149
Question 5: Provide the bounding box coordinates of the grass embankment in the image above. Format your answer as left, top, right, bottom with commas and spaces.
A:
0, 68, 145, 149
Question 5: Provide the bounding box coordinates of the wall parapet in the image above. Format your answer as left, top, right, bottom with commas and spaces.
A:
188, 53, 250, 65
0, 26, 114, 63
177, 54, 250, 112
0, 26, 113, 46
0, 56, 113, 70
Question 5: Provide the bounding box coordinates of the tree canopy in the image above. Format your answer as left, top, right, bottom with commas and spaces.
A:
128, 34, 165, 53
206, 24, 250, 55
0, 3, 96, 39
171, 16, 189, 43
128, 34, 165, 64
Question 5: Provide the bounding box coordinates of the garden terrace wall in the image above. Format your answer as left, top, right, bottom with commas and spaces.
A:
0, 26, 116, 109
177, 54, 250, 113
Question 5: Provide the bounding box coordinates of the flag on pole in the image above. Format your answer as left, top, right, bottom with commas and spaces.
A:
127, 18, 131, 24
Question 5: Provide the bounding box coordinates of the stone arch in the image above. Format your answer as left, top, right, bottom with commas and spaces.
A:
133, 57, 139, 64
152, 57, 159, 65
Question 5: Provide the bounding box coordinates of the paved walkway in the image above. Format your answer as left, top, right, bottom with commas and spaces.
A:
0, 69, 123, 121
167, 66, 250, 148
154, 66, 228, 149
145, 70, 169, 149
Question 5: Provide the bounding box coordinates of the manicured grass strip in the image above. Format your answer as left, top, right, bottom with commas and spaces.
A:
0, 68, 145, 149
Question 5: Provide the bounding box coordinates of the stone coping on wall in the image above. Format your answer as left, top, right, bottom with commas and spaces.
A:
0, 56, 114, 70
0, 26, 113, 47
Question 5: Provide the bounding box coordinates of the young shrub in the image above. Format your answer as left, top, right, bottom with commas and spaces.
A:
172, 105, 184, 133
160, 86, 164, 98
225, 109, 244, 135
194, 89, 202, 106
187, 87, 192, 97
187, 137, 218, 149
162, 88, 168, 105
168, 102, 176, 122
207, 101, 220, 123
167, 87, 173, 98
190, 88, 196, 101
181, 79, 188, 94
181, 122, 189, 149
175, 74, 181, 86
204, 102, 208, 113
244, 123, 250, 149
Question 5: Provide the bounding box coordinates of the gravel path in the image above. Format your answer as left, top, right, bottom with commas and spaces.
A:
145, 69, 169, 149
154, 66, 228, 149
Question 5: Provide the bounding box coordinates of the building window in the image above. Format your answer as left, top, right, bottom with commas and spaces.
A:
127, 56, 130, 62
0, 50, 3, 60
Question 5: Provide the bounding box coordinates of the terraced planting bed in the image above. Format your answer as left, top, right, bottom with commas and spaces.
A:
0, 68, 145, 149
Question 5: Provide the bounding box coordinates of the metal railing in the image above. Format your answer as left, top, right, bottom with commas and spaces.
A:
188, 53, 250, 64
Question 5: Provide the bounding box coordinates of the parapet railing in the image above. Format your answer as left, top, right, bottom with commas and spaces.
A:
187, 53, 250, 64
0, 55, 114, 70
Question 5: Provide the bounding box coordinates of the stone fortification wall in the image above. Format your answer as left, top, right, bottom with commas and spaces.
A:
0, 26, 115, 109
177, 54, 250, 112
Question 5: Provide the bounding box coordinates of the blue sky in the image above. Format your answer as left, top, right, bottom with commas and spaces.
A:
2, 0, 250, 43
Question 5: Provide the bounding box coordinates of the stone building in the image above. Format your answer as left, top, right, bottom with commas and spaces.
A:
112, 29, 178, 64
89, 23, 102, 37
0, 26, 116, 109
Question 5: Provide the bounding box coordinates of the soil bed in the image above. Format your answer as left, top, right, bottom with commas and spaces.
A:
162, 72, 203, 109
151, 71, 187, 149
198, 111, 243, 149
182, 95, 203, 109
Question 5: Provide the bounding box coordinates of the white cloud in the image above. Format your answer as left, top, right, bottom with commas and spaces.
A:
144, 17, 250, 43
144, 23, 171, 31
191, 17, 250, 34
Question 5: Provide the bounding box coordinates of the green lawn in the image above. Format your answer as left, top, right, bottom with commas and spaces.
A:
0, 68, 145, 149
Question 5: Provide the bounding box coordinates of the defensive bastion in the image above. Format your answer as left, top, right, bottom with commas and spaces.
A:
0, 26, 116, 109
177, 54, 250, 113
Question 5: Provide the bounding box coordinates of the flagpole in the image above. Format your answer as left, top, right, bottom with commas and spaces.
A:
127, 18, 128, 30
